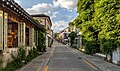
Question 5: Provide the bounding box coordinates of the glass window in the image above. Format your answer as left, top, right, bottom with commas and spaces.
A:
7, 21, 18, 48
25, 27, 29, 46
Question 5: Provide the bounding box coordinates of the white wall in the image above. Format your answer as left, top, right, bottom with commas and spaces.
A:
112, 48, 120, 64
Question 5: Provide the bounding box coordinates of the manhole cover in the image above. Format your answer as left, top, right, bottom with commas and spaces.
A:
78, 57, 82, 59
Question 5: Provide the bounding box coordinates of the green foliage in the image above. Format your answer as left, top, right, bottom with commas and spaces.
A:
0, 30, 45, 71
94, 0, 120, 55
38, 30, 45, 52
0, 59, 3, 71
74, 0, 120, 55
2, 47, 40, 71
54, 33, 58, 38
3, 48, 27, 71
34, 18, 42, 23
26, 48, 39, 62
69, 22, 74, 26
68, 32, 77, 46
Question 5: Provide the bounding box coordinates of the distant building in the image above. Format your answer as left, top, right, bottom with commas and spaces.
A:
68, 23, 82, 49
32, 14, 53, 48
57, 27, 70, 44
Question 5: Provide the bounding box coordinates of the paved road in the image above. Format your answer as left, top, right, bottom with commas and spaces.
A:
46, 42, 102, 71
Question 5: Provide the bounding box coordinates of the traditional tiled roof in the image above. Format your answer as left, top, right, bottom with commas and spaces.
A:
0, 0, 44, 30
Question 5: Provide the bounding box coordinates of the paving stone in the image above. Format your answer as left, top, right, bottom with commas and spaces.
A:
17, 45, 55, 71
48, 43, 101, 71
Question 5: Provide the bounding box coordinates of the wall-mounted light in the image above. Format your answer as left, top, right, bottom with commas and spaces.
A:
11, 5, 13, 7
2, 0, 5, 2
14, 8, 16, 10
7, 2, 9, 5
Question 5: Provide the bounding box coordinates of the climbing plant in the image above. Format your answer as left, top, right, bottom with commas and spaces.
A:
38, 30, 45, 52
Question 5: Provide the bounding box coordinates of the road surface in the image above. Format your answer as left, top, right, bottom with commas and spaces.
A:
45, 42, 102, 71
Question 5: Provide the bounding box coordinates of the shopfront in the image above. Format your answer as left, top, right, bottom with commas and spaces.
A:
0, 0, 44, 54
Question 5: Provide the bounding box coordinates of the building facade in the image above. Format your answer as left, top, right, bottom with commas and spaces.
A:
0, 0, 44, 65
32, 14, 53, 48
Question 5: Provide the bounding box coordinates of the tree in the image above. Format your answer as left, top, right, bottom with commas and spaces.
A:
75, 0, 97, 54
94, 0, 120, 60
74, 0, 120, 57
69, 22, 74, 26
68, 32, 77, 46
54, 33, 59, 39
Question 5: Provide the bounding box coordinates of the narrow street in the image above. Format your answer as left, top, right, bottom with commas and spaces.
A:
45, 42, 102, 71
0, 0, 120, 71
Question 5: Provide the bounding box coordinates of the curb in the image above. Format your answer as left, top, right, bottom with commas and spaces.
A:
36, 46, 55, 71
16, 55, 42, 71
83, 58, 103, 71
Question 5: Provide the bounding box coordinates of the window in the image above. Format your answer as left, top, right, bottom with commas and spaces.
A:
7, 21, 18, 48
25, 27, 29, 46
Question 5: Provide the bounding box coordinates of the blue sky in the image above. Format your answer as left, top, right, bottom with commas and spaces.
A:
15, 0, 78, 32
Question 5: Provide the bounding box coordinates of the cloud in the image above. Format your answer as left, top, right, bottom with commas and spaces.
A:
26, 0, 77, 16
14, 0, 21, 5
53, 0, 77, 10
25, 0, 77, 32
52, 21, 68, 33
27, 3, 54, 14
26, 3, 60, 19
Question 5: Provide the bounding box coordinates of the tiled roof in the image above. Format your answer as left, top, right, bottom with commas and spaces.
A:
0, 0, 44, 30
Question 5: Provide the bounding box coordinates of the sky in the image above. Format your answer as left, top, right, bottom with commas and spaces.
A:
14, 0, 78, 33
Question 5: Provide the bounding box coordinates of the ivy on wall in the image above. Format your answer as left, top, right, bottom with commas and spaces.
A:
38, 30, 45, 52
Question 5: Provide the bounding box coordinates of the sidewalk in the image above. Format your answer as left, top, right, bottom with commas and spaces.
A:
70, 47, 120, 71
16, 46, 55, 71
